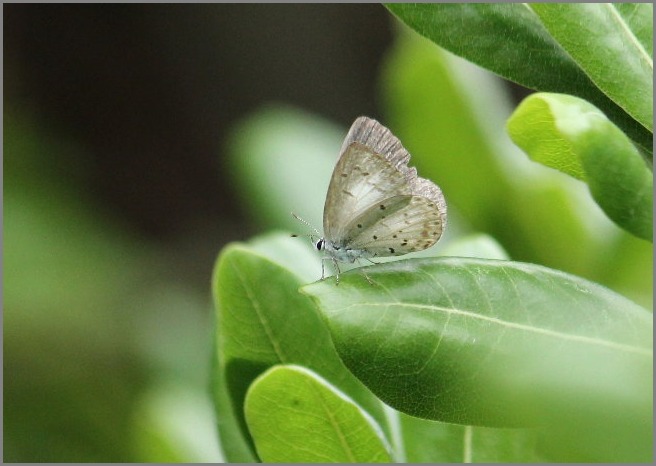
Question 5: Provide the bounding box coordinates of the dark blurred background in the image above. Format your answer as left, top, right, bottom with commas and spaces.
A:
6, 3, 391, 246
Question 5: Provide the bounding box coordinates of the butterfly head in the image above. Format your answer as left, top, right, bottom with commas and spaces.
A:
315, 238, 325, 251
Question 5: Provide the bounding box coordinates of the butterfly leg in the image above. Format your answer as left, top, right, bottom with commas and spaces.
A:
319, 257, 337, 282
332, 258, 341, 285
319, 257, 342, 284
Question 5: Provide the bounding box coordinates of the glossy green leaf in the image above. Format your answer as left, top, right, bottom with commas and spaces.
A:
385, 3, 652, 154
529, 3, 653, 132
211, 236, 389, 460
507, 92, 653, 241
302, 257, 652, 460
245, 365, 392, 463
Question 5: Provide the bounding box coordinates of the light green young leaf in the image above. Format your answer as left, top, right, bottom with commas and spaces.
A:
384, 3, 652, 154
245, 365, 392, 463
302, 257, 652, 460
529, 3, 653, 132
507, 92, 653, 241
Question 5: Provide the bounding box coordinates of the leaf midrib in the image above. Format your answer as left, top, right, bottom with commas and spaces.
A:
336, 302, 652, 356
606, 3, 653, 70
230, 258, 288, 362
306, 375, 358, 463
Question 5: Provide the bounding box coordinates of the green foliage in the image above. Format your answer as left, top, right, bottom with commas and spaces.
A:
212, 239, 391, 461
212, 4, 652, 463
303, 258, 651, 427
245, 365, 392, 462
385, 3, 653, 154
380, 27, 651, 299
529, 4, 652, 132
304, 259, 651, 461
507, 92, 653, 240
213, 238, 651, 462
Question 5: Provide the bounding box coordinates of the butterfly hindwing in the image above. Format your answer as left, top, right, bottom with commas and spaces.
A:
346, 194, 445, 256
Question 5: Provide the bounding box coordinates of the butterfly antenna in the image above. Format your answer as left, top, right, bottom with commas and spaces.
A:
290, 212, 321, 237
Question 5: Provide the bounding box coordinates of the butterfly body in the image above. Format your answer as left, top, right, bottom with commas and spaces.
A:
317, 238, 373, 264
303, 116, 447, 282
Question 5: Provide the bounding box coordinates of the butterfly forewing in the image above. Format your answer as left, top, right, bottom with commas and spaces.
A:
323, 143, 413, 241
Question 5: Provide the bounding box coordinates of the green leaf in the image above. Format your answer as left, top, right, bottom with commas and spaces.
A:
245, 365, 392, 463
384, 3, 652, 154
398, 415, 544, 462
529, 3, 653, 132
507, 92, 653, 241
380, 30, 626, 282
211, 236, 390, 458
302, 257, 652, 460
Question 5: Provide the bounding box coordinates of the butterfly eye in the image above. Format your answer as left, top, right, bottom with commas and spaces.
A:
316, 239, 325, 251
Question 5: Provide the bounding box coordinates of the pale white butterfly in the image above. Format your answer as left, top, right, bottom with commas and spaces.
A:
294, 116, 447, 283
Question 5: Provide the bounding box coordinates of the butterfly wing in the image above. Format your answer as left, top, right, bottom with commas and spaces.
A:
323, 116, 447, 248
323, 142, 411, 242
344, 192, 446, 257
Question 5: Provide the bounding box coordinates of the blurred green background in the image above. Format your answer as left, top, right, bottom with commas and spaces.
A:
4, 4, 651, 463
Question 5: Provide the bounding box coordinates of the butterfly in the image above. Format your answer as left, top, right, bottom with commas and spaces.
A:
294, 116, 447, 283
